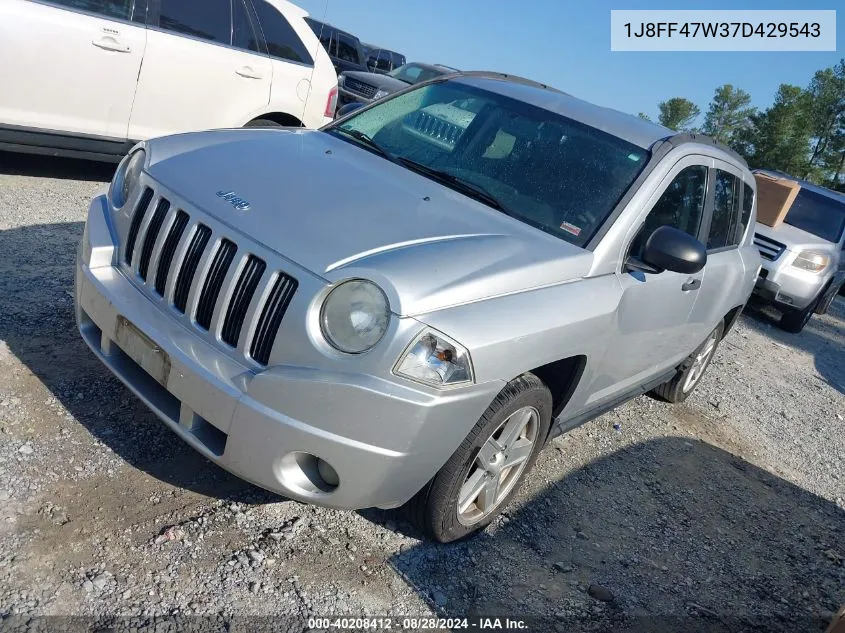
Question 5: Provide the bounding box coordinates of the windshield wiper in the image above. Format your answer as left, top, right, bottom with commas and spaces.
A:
334, 128, 400, 164
397, 158, 515, 216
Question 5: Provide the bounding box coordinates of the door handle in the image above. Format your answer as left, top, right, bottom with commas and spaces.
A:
682, 278, 701, 292
236, 66, 263, 79
92, 37, 131, 53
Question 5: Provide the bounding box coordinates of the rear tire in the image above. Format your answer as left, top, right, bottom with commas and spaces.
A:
244, 118, 283, 128
405, 373, 552, 543
650, 321, 724, 404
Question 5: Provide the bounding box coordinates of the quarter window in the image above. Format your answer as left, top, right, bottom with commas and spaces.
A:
232, 0, 260, 52
159, 0, 230, 44
738, 181, 754, 244
49, 0, 134, 20
631, 165, 708, 259
252, 0, 313, 64
708, 170, 740, 250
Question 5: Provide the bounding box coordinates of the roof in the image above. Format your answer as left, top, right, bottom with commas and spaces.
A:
303, 17, 359, 40
404, 62, 460, 74
451, 73, 673, 150
754, 169, 845, 202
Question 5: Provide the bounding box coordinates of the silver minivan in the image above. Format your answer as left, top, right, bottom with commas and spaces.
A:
76, 73, 759, 541
752, 170, 845, 332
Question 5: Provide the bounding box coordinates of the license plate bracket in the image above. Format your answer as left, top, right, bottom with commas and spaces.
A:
114, 316, 171, 386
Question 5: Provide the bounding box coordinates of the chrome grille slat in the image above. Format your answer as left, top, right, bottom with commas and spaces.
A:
250, 273, 298, 365
124, 187, 154, 265
344, 78, 377, 98
221, 255, 266, 347
138, 198, 171, 280
195, 239, 237, 330
173, 224, 212, 313
154, 210, 190, 296
753, 233, 786, 262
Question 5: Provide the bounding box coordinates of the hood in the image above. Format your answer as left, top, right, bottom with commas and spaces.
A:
145, 129, 593, 316
341, 71, 410, 92
754, 221, 839, 252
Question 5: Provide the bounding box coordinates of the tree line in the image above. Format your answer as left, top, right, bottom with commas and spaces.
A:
637, 58, 845, 192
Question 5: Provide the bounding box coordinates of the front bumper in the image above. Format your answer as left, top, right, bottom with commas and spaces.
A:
75, 196, 502, 510
337, 87, 372, 108
752, 257, 829, 310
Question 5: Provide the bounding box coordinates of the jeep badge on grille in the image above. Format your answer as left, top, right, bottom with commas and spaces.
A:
216, 190, 250, 211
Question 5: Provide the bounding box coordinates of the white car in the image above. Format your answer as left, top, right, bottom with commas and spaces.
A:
0, 0, 338, 161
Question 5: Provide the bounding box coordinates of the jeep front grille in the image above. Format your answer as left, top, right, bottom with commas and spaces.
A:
122, 189, 297, 366
753, 233, 786, 261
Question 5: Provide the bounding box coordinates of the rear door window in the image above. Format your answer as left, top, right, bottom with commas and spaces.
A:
336, 33, 361, 64
305, 19, 334, 56
252, 0, 313, 64
708, 170, 740, 250
159, 0, 230, 44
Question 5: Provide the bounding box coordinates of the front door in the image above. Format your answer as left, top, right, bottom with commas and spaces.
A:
587, 157, 713, 406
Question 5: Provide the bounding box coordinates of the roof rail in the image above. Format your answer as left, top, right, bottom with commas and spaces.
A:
659, 132, 749, 168
452, 70, 567, 95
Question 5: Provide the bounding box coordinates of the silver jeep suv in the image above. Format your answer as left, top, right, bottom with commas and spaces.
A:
75, 73, 759, 542
751, 170, 845, 333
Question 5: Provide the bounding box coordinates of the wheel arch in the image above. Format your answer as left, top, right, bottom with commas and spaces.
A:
525, 355, 587, 421
245, 112, 304, 128
721, 304, 745, 338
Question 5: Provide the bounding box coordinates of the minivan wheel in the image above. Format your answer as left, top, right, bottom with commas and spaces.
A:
650, 321, 724, 404
405, 373, 552, 543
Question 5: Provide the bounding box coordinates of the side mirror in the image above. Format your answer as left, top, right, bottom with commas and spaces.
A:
335, 102, 365, 119
629, 225, 707, 275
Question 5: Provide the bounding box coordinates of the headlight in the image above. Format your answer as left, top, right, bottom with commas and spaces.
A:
791, 250, 830, 273
320, 280, 390, 354
110, 149, 145, 209
394, 328, 473, 388
372, 89, 390, 100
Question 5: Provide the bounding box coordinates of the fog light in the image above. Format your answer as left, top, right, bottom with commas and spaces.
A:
279, 451, 339, 494
775, 292, 794, 305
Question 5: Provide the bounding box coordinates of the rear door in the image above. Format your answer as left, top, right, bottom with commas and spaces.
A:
128, 0, 271, 140
0, 0, 146, 139
688, 160, 750, 343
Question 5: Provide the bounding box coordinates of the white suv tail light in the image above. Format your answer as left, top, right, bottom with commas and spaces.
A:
325, 85, 338, 118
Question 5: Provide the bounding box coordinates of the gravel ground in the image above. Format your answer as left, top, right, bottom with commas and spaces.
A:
0, 151, 843, 632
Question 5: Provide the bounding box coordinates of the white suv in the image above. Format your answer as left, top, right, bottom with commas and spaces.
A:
0, 0, 338, 161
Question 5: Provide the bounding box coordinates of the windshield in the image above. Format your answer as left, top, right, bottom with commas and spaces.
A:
785, 189, 845, 243
387, 64, 448, 85
325, 80, 648, 247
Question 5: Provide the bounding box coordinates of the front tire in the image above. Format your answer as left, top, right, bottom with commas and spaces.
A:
651, 321, 724, 404
406, 373, 552, 543
779, 295, 819, 333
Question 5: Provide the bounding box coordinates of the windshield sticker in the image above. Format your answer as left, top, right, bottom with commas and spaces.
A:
628, 153, 643, 162
559, 221, 582, 236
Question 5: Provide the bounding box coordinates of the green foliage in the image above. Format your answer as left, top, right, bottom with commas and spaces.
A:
643, 58, 845, 189
702, 85, 755, 145
637, 112, 652, 122
657, 98, 700, 131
